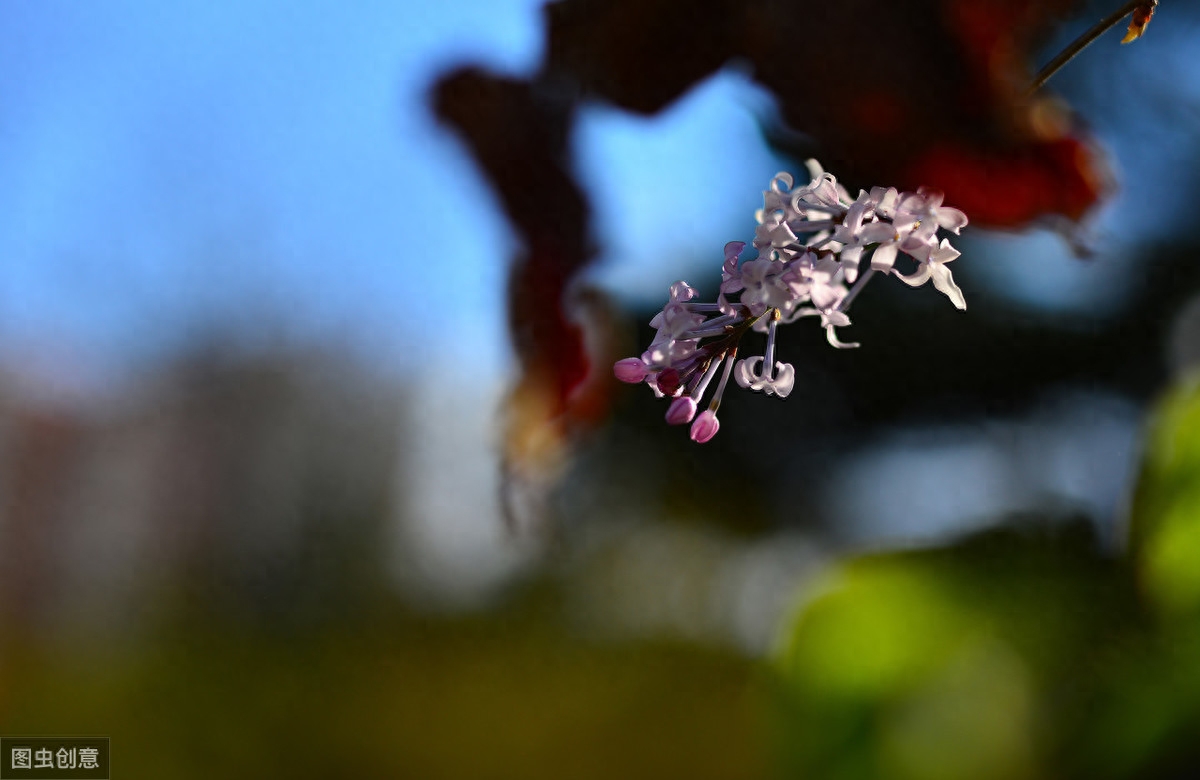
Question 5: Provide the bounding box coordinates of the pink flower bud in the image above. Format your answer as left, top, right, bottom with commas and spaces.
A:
613, 358, 648, 383
689, 410, 720, 443
656, 368, 681, 397
665, 396, 697, 425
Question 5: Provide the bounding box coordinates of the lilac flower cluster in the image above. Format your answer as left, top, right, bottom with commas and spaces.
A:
614, 161, 969, 443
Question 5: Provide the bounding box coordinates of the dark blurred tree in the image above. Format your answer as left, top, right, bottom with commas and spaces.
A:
432, 0, 1116, 528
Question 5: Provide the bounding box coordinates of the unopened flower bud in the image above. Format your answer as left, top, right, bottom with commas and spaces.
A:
613, 358, 648, 383
656, 368, 682, 397
665, 396, 698, 425
690, 410, 720, 443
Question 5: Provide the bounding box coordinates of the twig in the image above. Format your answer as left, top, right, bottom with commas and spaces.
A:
1028, 0, 1157, 95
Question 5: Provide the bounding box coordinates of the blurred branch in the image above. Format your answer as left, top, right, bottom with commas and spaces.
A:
1029, 0, 1158, 94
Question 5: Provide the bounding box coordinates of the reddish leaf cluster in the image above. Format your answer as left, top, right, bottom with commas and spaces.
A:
432, 0, 1113, 520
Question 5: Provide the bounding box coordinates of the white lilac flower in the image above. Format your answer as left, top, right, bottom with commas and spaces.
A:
721, 241, 746, 291
737, 257, 795, 317
643, 281, 705, 369
790, 252, 848, 312
811, 309, 860, 349
754, 210, 799, 255
735, 357, 796, 396
734, 315, 795, 396
894, 188, 968, 236
830, 189, 902, 278
612, 162, 969, 442
896, 237, 967, 310
831, 193, 894, 281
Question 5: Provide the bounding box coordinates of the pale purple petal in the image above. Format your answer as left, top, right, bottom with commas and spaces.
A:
936, 207, 968, 233
930, 263, 967, 310
756, 219, 797, 248
895, 266, 933, 287
809, 282, 843, 312
833, 199, 870, 242
840, 245, 864, 271
826, 326, 860, 349
668, 281, 697, 302
871, 186, 899, 217
734, 357, 760, 390
723, 241, 745, 272
930, 238, 961, 264
771, 362, 795, 398
900, 223, 938, 254
717, 292, 739, 317
917, 187, 944, 209
811, 176, 841, 208
824, 311, 850, 328
859, 223, 896, 244
870, 242, 898, 272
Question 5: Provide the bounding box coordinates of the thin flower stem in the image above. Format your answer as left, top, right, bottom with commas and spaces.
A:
762, 312, 779, 372
708, 351, 737, 412
839, 268, 876, 312
788, 219, 837, 233
1027, 0, 1153, 95
683, 314, 739, 339
689, 351, 726, 399
682, 308, 763, 374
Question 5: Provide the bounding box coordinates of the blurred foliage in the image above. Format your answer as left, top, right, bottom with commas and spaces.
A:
0, 596, 773, 780
7, 307, 1200, 778
1132, 371, 1200, 618
773, 521, 1144, 779
771, 368, 1200, 780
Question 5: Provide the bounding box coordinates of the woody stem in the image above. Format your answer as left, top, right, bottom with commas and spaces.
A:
1027, 0, 1152, 95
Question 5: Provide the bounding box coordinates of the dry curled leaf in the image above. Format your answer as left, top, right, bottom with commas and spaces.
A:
1122, 0, 1158, 43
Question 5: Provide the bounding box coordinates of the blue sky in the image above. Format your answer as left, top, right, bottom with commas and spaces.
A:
1, 1, 540, 382
0, 0, 779, 387
1, 1, 1197, 392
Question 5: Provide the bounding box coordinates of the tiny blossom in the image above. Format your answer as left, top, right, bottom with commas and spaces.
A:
896, 237, 967, 310
735, 357, 795, 397
834, 201, 891, 274
613, 161, 970, 442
